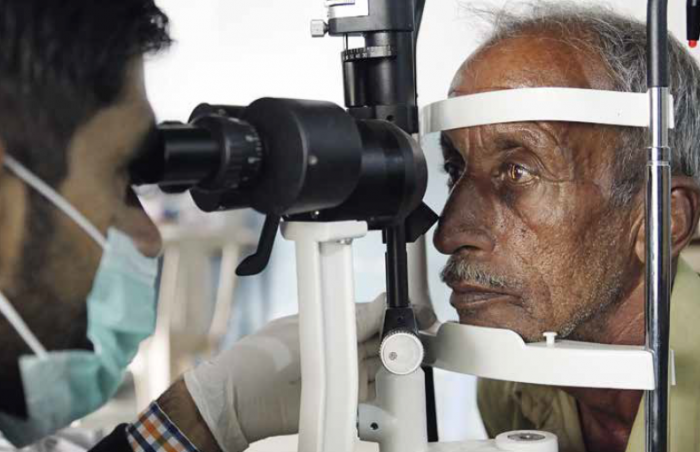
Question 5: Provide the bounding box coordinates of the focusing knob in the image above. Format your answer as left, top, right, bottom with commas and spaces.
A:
220, 117, 263, 188
193, 115, 264, 192
380, 329, 424, 375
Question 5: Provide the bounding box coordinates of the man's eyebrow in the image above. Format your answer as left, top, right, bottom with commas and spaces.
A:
439, 122, 567, 161
440, 132, 460, 159
484, 122, 566, 155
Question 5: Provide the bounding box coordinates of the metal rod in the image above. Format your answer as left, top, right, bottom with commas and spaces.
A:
423, 366, 439, 442
645, 0, 672, 446
385, 224, 410, 309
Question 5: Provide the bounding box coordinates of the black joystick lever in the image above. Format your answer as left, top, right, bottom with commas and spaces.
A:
236, 215, 281, 276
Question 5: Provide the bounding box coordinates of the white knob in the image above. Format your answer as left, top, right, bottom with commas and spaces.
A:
380, 330, 424, 375
543, 332, 558, 347
495, 431, 558, 452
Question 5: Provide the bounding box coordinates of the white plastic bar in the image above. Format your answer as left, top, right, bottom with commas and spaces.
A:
421, 88, 675, 135
423, 323, 658, 390
282, 221, 369, 452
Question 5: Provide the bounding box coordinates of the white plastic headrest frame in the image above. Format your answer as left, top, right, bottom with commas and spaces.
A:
421, 87, 675, 135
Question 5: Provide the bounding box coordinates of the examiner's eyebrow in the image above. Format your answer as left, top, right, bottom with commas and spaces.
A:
128, 123, 162, 185
131, 123, 160, 162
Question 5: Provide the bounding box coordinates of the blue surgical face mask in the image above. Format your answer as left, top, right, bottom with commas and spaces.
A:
0, 156, 159, 447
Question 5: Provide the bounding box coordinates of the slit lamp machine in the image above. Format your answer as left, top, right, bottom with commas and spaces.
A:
130, 1, 691, 451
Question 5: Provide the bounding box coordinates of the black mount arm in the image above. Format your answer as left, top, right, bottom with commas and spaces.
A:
324, 0, 439, 442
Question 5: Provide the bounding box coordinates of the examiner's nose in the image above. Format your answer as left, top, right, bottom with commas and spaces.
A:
115, 192, 163, 258
433, 182, 495, 256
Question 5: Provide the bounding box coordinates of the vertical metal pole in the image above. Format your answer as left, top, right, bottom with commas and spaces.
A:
646, 2, 671, 450
646, 88, 672, 452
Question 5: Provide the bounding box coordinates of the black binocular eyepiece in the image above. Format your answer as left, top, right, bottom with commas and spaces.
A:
130, 98, 428, 225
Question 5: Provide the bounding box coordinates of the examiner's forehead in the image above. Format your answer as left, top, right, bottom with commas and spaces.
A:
449, 34, 615, 97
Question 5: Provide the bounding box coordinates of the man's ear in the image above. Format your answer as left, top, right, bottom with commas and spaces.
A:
634, 175, 700, 262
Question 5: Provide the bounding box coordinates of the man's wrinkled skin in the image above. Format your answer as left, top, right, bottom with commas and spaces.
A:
434, 31, 700, 452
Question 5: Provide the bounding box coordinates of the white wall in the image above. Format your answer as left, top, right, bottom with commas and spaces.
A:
145, 0, 698, 442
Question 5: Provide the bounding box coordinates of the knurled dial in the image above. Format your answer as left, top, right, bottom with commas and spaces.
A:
380, 329, 425, 375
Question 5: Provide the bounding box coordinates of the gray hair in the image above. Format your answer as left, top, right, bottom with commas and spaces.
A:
464, 1, 700, 205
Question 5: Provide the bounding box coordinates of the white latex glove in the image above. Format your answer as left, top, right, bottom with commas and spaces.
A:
184, 294, 386, 452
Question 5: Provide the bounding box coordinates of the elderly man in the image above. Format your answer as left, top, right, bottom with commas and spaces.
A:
434, 3, 700, 452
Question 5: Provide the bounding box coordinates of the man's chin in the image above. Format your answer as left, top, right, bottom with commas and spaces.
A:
455, 309, 545, 343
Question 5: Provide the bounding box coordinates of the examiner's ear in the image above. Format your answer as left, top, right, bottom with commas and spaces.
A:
634, 175, 700, 262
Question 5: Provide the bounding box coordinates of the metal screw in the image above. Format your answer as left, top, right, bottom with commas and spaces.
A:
389, 352, 398, 361
311, 211, 321, 219
309, 155, 319, 166
310, 20, 328, 38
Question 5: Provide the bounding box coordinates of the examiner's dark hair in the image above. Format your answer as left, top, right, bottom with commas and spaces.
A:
464, 1, 700, 206
0, 0, 171, 185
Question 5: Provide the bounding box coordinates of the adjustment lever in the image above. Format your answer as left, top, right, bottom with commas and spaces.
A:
236, 215, 281, 276
405, 202, 439, 243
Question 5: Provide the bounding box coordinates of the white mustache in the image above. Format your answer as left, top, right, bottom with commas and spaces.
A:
440, 256, 515, 290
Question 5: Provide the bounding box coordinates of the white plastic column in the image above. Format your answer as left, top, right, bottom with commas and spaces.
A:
282, 221, 369, 452
359, 368, 429, 452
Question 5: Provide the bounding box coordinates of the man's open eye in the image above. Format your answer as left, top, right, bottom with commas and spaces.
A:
443, 158, 465, 187
501, 162, 537, 185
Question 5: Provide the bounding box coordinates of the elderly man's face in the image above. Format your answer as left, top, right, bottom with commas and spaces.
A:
434, 34, 644, 342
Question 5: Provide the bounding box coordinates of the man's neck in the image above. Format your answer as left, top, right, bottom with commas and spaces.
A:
563, 276, 648, 452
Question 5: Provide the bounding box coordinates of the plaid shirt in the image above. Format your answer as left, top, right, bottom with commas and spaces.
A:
126, 402, 199, 452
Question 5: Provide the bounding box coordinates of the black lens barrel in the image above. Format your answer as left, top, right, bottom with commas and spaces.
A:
130, 98, 427, 225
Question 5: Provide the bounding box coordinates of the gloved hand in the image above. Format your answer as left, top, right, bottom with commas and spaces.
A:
184, 294, 386, 452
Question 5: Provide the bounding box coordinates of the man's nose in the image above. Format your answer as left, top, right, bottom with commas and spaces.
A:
114, 195, 163, 258
433, 179, 495, 256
